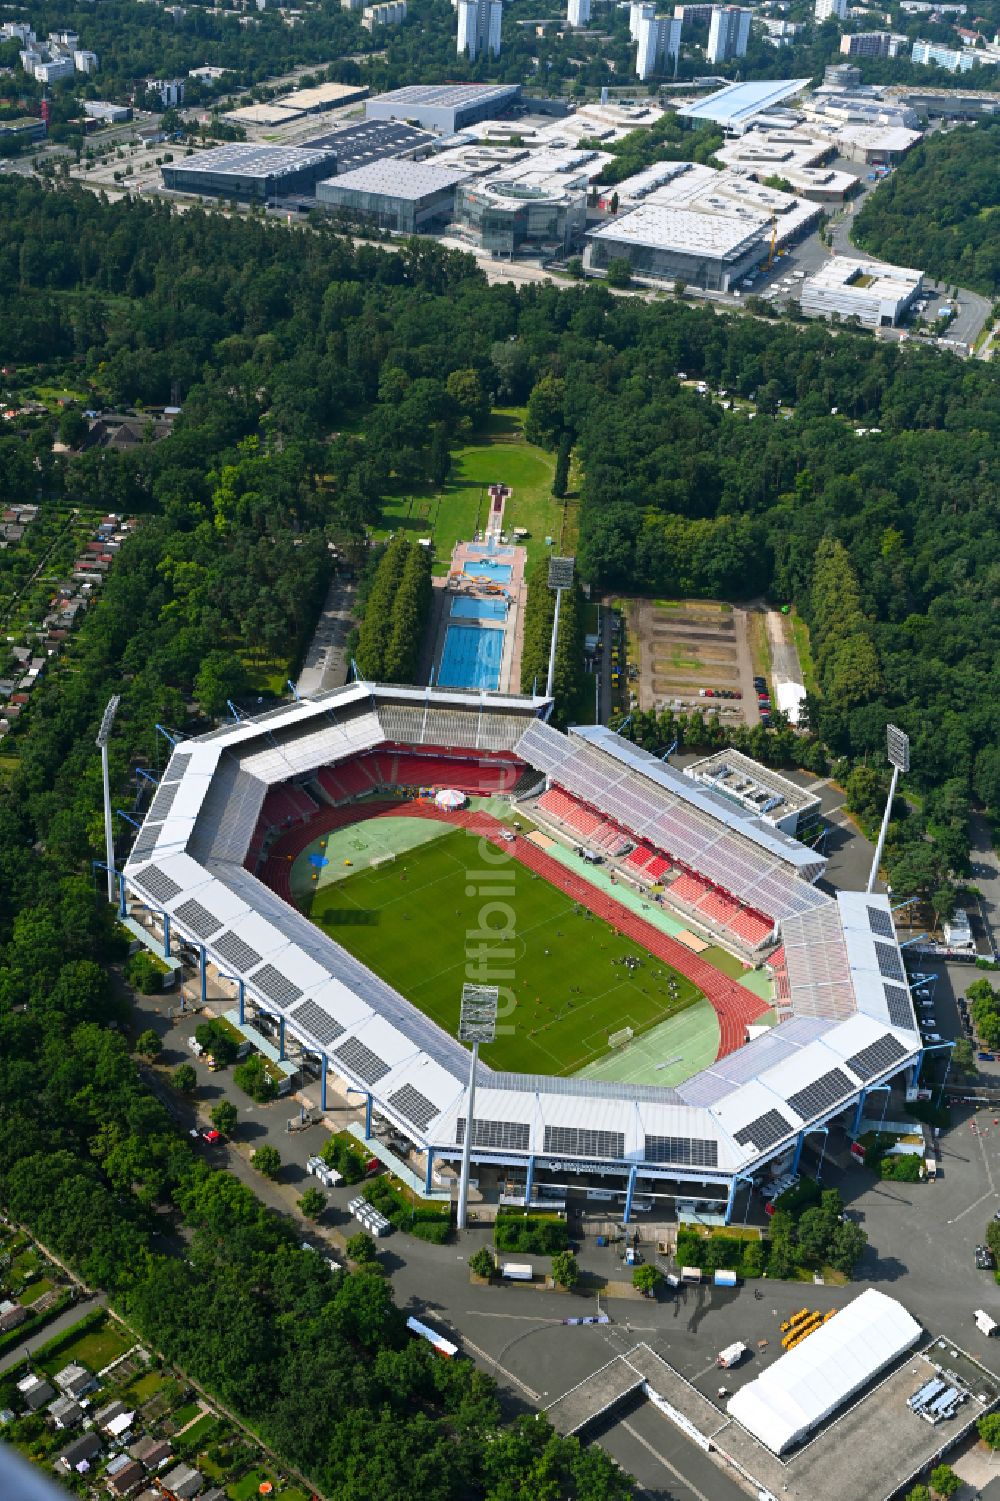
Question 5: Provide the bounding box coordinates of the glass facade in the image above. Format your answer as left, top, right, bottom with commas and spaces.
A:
457, 182, 586, 255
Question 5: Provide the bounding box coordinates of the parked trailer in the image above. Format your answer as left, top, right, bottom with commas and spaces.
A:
717, 1341, 747, 1369
501, 1262, 534, 1281
407, 1315, 458, 1359
976, 1309, 998, 1337
680, 1266, 702, 1284
714, 1270, 738, 1288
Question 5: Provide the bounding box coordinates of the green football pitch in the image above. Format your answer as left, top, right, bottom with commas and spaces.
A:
301, 826, 706, 1077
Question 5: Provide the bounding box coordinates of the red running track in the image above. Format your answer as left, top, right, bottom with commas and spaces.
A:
258, 800, 769, 1061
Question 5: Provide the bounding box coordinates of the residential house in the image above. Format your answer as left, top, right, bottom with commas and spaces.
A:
106, 1455, 145, 1495
95, 1399, 128, 1430
160, 1461, 205, 1498
48, 1395, 84, 1429
54, 1362, 97, 1399
130, 1435, 173, 1470
55, 1431, 102, 1472
17, 1373, 56, 1411
0, 1298, 27, 1332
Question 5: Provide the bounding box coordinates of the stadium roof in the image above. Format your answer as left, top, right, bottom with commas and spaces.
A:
677, 79, 810, 127
122, 685, 920, 1176
727, 1290, 921, 1453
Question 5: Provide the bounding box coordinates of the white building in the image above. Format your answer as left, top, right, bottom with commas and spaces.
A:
34, 56, 75, 82
73, 49, 99, 72
799, 256, 923, 327
362, 0, 406, 27
1, 21, 35, 44
636, 13, 682, 78
457, 0, 502, 58
840, 30, 907, 56
707, 5, 751, 62
912, 38, 977, 69
567, 0, 591, 25
815, 0, 847, 19
630, 0, 654, 39
84, 101, 131, 122
146, 78, 186, 106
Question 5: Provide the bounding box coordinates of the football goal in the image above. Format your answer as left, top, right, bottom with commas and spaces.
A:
370, 851, 397, 870
608, 1025, 634, 1049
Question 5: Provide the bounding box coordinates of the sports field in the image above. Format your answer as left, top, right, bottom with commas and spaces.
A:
300, 824, 707, 1077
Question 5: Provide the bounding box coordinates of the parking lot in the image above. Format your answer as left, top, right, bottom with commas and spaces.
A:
622, 597, 760, 724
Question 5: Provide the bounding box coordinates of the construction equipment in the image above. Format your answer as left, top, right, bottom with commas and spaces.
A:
766, 212, 778, 271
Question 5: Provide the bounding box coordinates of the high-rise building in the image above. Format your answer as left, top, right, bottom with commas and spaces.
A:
840, 29, 906, 55
815, 0, 847, 20
457, 0, 502, 58
912, 37, 976, 68
707, 5, 751, 61
630, 1, 654, 40
73, 49, 99, 72
567, 0, 590, 25
636, 13, 682, 77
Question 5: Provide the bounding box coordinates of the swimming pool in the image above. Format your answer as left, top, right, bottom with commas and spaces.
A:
438, 625, 504, 691
450, 596, 508, 621
462, 560, 512, 584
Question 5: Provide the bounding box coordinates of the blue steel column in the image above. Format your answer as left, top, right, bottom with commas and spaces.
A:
278, 1016, 286, 1061
852, 1088, 867, 1136
163, 914, 171, 958
935, 1046, 953, 1110
199, 945, 207, 1004
365, 1093, 373, 1139
524, 1155, 535, 1207
424, 1152, 434, 1195
792, 1130, 805, 1174
725, 1175, 738, 1224
320, 1053, 328, 1112
237, 980, 245, 1027
118, 876, 127, 919
623, 1164, 637, 1224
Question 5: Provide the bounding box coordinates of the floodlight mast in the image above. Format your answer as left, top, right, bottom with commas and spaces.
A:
867, 724, 910, 894
545, 556, 575, 700
96, 695, 121, 905
456, 984, 498, 1232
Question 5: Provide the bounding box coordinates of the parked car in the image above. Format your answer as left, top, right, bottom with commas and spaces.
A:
976, 1245, 995, 1270
753, 677, 766, 692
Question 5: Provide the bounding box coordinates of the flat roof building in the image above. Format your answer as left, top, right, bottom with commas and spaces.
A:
840, 29, 907, 56
455, 152, 592, 254
912, 38, 978, 70
799, 255, 923, 327
161, 142, 338, 201
316, 158, 470, 232
677, 78, 810, 130
302, 119, 434, 172
364, 82, 520, 133
685, 750, 821, 836
278, 82, 369, 113
707, 5, 751, 62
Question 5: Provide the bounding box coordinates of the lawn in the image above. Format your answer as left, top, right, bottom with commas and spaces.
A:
178, 1411, 218, 1447
172, 1401, 202, 1428
125, 1369, 169, 1403
372, 407, 561, 574
18, 1277, 54, 1305
302, 827, 702, 1075
229, 1470, 307, 1501
36, 1312, 132, 1376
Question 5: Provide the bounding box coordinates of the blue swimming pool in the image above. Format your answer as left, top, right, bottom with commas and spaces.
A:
438, 625, 504, 691
451, 596, 508, 621
462, 559, 512, 584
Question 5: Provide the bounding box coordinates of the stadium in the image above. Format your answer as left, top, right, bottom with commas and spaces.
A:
122, 684, 923, 1223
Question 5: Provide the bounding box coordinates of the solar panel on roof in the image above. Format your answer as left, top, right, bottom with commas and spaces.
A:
212, 930, 262, 973
884, 983, 915, 1028
250, 963, 303, 1007
388, 1084, 439, 1131
846, 1034, 908, 1082
543, 1126, 625, 1160
874, 941, 905, 982
867, 905, 895, 939
162, 751, 192, 783
134, 864, 181, 904
644, 1135, 718, 1167
147, 781, 180, 821
173, 898, 222, 941
333, 1035, 390, 1085
733, 1109, 793, 1152
457, 1117, 530, 1152
130, 823, 162, 861
290, 998, 345, 1047
786, 1067, 853, 1120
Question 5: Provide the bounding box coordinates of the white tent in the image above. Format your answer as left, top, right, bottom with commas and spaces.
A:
434, 788, 467, 810
726, 1289, 921, 1454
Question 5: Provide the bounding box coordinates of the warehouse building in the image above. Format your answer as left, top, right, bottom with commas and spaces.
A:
161, 143, 339, 201
316, 158, 470, 232
677, 77, 810, 131
714, 126, 855, 200
364, 82, 521, 133
302, 119, 434, 172
586, 201, 769, 289
799, 256, 923, 327
277, 82, 369, 114
455, 154, 591, 254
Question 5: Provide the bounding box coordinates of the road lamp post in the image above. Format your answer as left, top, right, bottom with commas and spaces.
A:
96, 695, 121, 905
457, 983, 498, 1232
545, 556, 575, 700
867, 724, 910, 894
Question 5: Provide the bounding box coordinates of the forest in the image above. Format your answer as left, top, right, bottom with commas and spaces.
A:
853, 121, 1000, 297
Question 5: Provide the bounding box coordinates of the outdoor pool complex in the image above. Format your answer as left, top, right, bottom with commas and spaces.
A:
438, 624, 504, 691
462, 559, 512, 584
450, 596, 508, 620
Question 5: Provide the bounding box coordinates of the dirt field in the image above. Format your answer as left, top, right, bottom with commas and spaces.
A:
619, 598, 760, 725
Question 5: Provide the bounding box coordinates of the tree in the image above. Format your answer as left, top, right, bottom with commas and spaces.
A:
469, 1247, 495, 1279
299, 1185, 326, 1220
951, 1037, 975, 1074
135, 1028, 162, 1060
252, 1144, 281, 1180
210, 1100, 237, 1137
673, 279, 686, 298
233, 1054, 277, 1103
980, 1412, 1000, 1448
58, 406, 88, 449
566, 256, 584, 279
632, 1264, 662, 1297
604, 257, 632, 289
125, 952, 163, 995
524, 374, 566, 449
551, 1250, 580, 1289
552, 434, 571, 499
905, 1488, 931, 1501
929, 1463, 960, 1498
173, 1063, 197, 1094
346, 1230, 378, 1264
828, 1219, 868, 1277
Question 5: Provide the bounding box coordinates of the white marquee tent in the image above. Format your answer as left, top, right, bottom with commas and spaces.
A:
726, 1289, 921, 1454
